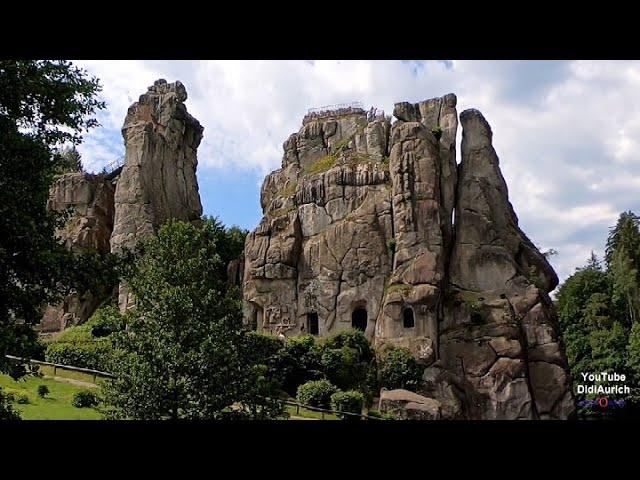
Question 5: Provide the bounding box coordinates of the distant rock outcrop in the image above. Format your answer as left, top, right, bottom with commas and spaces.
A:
110, 79, 204, 310
243, 96, 575, 419
41, 79, 205, 329
40, 172, 115, 333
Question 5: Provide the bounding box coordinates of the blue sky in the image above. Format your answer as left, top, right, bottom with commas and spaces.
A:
73, 60, 640, 285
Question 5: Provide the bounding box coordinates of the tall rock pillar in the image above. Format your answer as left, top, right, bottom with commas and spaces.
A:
110, 79, 204, 310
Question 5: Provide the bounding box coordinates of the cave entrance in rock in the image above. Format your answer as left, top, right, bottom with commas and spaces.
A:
252, 306, 263, 331
403, 307, 415, 328
307, 312, 319, 335
351, 308, 367, 332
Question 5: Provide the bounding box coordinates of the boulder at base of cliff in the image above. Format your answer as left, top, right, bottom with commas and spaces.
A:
379, 388, 442, 420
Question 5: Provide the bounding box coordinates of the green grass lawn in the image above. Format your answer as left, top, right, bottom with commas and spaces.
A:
0, 373, 103, 420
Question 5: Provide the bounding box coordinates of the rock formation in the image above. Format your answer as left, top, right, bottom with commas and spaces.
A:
243, 96, 575, 419
40, 172, 115, 333
41, 79, 205, 329
110, 79, 204, 309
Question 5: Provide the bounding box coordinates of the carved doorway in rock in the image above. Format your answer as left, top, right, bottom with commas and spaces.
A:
403, 307, 415, 328
352, 308, 367, 331
307, 312, 319, 335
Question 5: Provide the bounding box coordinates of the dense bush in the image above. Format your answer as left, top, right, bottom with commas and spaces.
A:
16, 394, 30, 405
273, 335, 324, 396
330, 390, 364, 419
244, 331, 284, 366
378, 347, 423, 391
72, 390, 99, 408
37, 385, 49, 398
320, 329, 377, 401
89, 306, 124, 338
296, 380, 338, 408
45, 306, 123, 371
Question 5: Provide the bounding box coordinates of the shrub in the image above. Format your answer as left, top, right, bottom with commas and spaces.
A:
296, 380, 338, 408
319, 329, 377, 399
72, 390, 99, 408
273, 335, 324, 396
431, 125, 443, 140
37, 385, 50, 398
244, 331, 284, 366
323, 329, 373, 362
5, 392, 15, 403
378, 347, 424, 391
90, 306, 125, 337
366, 409, 395, 420
17, 394, 30, 405
45, 311, 117, 371
330, 390, 364, 420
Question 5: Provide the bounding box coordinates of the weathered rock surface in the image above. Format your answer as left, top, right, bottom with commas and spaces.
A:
41, 79, 207, 329
379, 388, 442, 420
244, 98, 575, 419
40, 172, 115, 333
111, 79, 204, 309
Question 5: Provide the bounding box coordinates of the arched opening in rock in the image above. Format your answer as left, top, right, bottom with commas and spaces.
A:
307, 312, 319, 335
352, 308, 368, 331
403, 307, 415, 328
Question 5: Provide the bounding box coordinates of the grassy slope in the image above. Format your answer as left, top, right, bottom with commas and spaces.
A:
0, 373, 102, 420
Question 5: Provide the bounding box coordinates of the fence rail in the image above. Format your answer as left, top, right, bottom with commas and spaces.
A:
4, 355, 383, 420
4, 355, 115, 381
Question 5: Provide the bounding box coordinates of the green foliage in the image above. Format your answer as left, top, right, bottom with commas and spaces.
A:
627, 322, 640, 379
17, 394, 30, 405
605, 211, 640, 268
386, 238, 396, 253
55, 146, 83, 175
72, 390, 99, 408
431, 125, 443, 140
0, 60, 105, 398
0, 388, 19, 420
89, 306, 125, 338
330, 390, 364, 419
304, 154, 337, 175
378, 347, 423, 392
319, 329, 376, 401
102, 219, 280, 420
296, 380, 338, 408
37, 384, 49, 398
277, 182, 298, 199
244, 331, 284, 366
272, 335, 324, 396
44, 307, 123, 371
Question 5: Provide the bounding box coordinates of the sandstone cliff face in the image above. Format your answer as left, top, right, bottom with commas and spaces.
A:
41, 79, 206, 328
111, 79, 204, 309
244, 97, 574, 419
40, 172, 115, 333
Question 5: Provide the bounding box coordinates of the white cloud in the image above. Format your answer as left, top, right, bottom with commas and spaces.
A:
73, 60, 640, 284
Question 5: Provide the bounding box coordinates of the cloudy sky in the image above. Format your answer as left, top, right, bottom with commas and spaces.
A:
73, 60, 640, 285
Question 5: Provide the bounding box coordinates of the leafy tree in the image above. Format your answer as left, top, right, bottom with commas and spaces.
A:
330, 390, 364, 420
56, 145, 83, 174
102, 219, 281, 419
610, 246, 639, 325
378, 347, 423, 391
0, 61, 104, 418
555, 254, 610, 330
296, 379, 338, 408
319, 329, 377, 401
605, 211, 640, 269
272, 335, 324, 396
